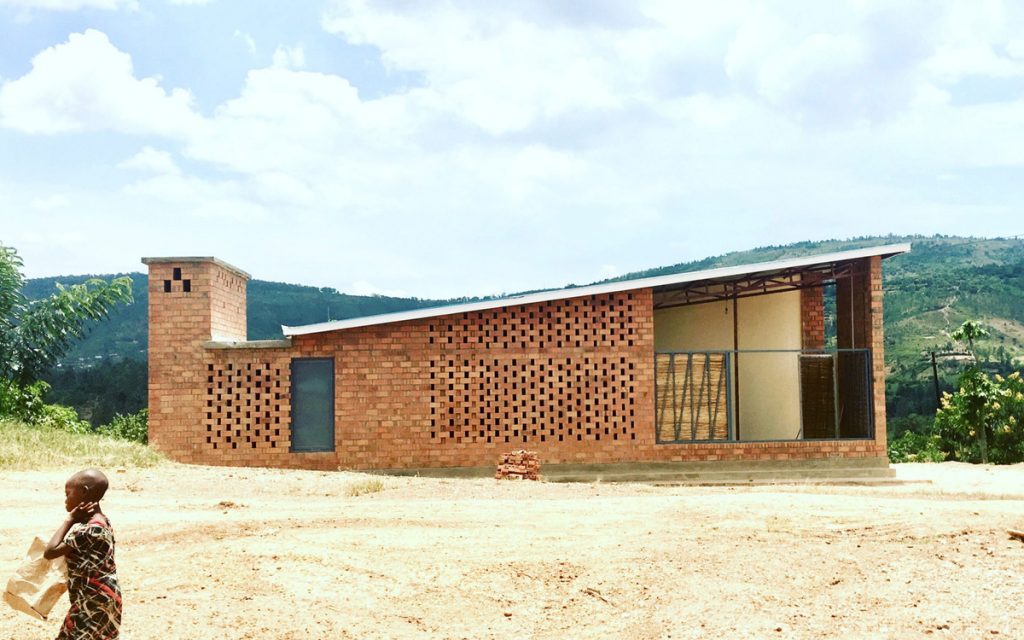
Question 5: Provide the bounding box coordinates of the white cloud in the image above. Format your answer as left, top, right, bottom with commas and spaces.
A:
168, 0, 212, 5
31, 194, 70, 211
185, 66, 369, 175
4, 2, 1024, 297
134, 2, 1024, 291
271, 44, 306, 70
722, 4, 937, 126
0, 29, 202, 136
234, 29, 256, 56
122, 173, 269, 221
118, 146, 181, 174
249, 172, 314, 206
322, 1, 632, 135
0, 0, 136, 11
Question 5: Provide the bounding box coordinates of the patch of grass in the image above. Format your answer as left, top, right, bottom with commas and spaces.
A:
0, 418, 164, 470
346, 477, 385, 497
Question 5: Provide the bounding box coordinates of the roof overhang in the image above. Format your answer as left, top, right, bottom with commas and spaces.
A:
651, 252, 877, 308
283, 243, 910, 336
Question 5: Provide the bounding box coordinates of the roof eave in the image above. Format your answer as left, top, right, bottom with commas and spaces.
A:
282, 242, 911, 337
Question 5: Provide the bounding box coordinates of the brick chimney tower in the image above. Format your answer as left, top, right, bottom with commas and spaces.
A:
142, 257, 250, 459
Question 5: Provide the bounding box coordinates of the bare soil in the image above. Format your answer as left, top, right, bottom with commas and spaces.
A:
2, 462, 1024, 639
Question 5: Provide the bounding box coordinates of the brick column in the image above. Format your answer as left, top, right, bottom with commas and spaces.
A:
143, 257, 250, 462
868, 255, 887, 449
800, 285, 825, 350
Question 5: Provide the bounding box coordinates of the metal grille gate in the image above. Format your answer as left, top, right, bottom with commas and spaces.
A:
654, 352, 733, 442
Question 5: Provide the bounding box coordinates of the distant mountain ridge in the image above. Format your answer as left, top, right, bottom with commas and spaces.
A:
23, 235, 1024, 370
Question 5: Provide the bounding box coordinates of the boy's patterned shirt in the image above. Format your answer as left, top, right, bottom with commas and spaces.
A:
57, 514, 121, 640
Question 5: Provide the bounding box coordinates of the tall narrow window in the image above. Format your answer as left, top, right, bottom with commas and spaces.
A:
290, 358, 334, 452
823, 281, 837, 349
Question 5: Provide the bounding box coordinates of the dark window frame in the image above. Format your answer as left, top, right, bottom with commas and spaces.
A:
289, 357, 335, 453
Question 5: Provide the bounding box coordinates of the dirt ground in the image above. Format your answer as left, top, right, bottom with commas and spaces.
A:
2, 462, 1023, 640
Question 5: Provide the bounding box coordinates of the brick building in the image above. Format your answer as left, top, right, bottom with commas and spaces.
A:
143, 244, 908, 477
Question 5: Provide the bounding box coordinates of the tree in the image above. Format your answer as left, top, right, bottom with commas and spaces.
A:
0, 244, 133, 395
944, 320, 991, 461
951, 319, 989, 362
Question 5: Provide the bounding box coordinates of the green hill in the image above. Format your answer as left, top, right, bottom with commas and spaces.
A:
614, 235, 1024, 361
21, 276, 457, 365
25, 235, 1024, 430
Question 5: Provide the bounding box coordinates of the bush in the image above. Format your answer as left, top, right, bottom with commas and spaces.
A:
887, 413, 934, 441
2, 380, 150, 442
988, 371, 1024, 464
0, 380, 49, 422
1, 379, 93, 434
934, 369, 1024, 464
888, 431, 946, 463
97, 408, 148, 443
36, 403, 92, 434
0, 418, 163, 470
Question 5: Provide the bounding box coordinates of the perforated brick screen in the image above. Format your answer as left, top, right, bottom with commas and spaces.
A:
428, 354, 639, 446
424, 293, 643, 449
426, 294, 640, 350
204, 361, 289, 451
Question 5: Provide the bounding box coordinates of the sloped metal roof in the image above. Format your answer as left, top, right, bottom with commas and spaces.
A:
282, 243, 910, 336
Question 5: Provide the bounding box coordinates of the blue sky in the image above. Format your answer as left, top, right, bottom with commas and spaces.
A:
1, 0, 1023, 298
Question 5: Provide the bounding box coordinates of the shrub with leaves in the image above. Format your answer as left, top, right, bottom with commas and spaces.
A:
0, 378, 91, 433
934, 369, 1024, 464
0, 380, 48, 421
36, 403, 92, 434
888, 430, 946, 463
97, 408, 148, 443
988, 371, 1024, 464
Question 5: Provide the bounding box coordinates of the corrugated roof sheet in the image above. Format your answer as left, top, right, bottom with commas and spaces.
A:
282, 243, 910, 336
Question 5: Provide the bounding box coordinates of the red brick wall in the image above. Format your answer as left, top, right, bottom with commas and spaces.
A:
800, 285, 825, 350
307, 291, 655, 468
147, 258, 889, 470
209, 268, 247, 341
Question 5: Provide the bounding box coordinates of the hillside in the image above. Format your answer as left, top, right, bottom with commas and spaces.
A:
21, 276, 462, 365
24, 235, 1024, 428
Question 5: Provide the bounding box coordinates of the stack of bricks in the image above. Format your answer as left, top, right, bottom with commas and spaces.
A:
495, 450, 540, 480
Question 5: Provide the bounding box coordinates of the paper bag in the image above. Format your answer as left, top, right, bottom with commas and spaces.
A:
3, 536, 68, 620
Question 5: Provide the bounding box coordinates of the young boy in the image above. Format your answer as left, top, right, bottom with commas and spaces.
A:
43, 468, 122, 639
